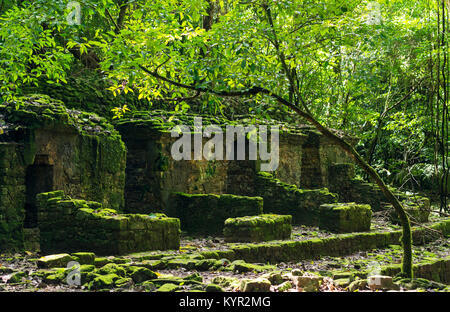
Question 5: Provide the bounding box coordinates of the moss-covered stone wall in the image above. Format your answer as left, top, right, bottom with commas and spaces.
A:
0, 143, 26, 251
223, 214, 292, 243
167, 193, 263, 235
319, 203, 372, 233
254, 172, 338, 225
37, 191, 180, 255
0, 95, 126, 210
115, 112, 356, 214
115, 115, 257, 213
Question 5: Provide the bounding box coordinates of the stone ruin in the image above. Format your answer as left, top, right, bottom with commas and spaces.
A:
0, 95, 431, 256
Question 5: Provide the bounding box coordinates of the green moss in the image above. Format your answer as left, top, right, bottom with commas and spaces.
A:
205, 283, 224, 292
397, 278, 447, 290
7, 271, 28, 284
137, 281, 155, 291
94, 257, 113, 267
89, 273, 121, 290
224, 214, 292, 242
212, 276, 239, 288
115, 277, 133, 288
168, 193, 262, 235
125, 266, 158, 283
96, 263, 126, 277
319, 203, 372, 233
229, 260, 276, 273
71, 252, 95, 265
157, 283, 180, 292
255, 173, 338, 225
37, 254, 76, 269
138, 259, 167, 270
184, 273, 203, 283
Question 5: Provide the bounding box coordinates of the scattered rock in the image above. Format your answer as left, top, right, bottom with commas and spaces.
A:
368, 275, 400, 291
37, 254, 75, 269
141, 281, 157, 291
261, 271, 283, 285
333, 278, 352, 288
94, 257, 112, 268
332, 272, 354, 281
397, 278, 447, 291
291, 269, 304, 276
295, 275, 323, 292
127, 266, 157, 283
212, 276, 239, 288
7, 271, 27, 283
276, 281, 293, 292
184, 272, 203, 283
348, 279, 368, 292
71, 252, 95, 265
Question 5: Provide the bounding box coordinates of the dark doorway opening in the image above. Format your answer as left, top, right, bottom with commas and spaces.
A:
24, 155, 53, 228
300, 146, 323, 188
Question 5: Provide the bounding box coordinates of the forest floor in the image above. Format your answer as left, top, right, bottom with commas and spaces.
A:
1, 212, 449, 292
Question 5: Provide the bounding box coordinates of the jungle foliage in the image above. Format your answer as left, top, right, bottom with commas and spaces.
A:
1, 0, 450, 277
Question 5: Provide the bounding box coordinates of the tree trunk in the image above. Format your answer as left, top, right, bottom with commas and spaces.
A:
284, 106, 413, 278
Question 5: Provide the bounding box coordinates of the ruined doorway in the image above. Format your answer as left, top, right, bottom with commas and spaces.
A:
24, 155, 54, 228
300, 146, 323, 188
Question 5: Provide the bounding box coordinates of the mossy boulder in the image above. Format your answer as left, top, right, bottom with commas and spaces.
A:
240, 278, 271, 292
71, 252, 95, 265
212, 276, 240, 288
126, 266, 158, 283
94, 257, 113, 267
37, 254, 76, 269
138, 259, 167, 270
295, 275, 323, 292
184, 273, 203, 283
96, 263, 126, 277
277, 281, 293, 292
115, 277, 133, 288
389, 197, 430, 224
261, 271, 284, 285
7, 271, 28, 283
42, 268, 68, 284
141, 281, 157, 291
205, 283, 224, 292
194, 259, 219, 271
157, 283, 179, 292
348, 279, 368, 292
89, 273, 121, 290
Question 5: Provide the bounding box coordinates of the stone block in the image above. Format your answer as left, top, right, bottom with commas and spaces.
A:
319, 202, 372, 233
240, 278, 271, 292
389, 197, 430, 224
223, 214, 292, 242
